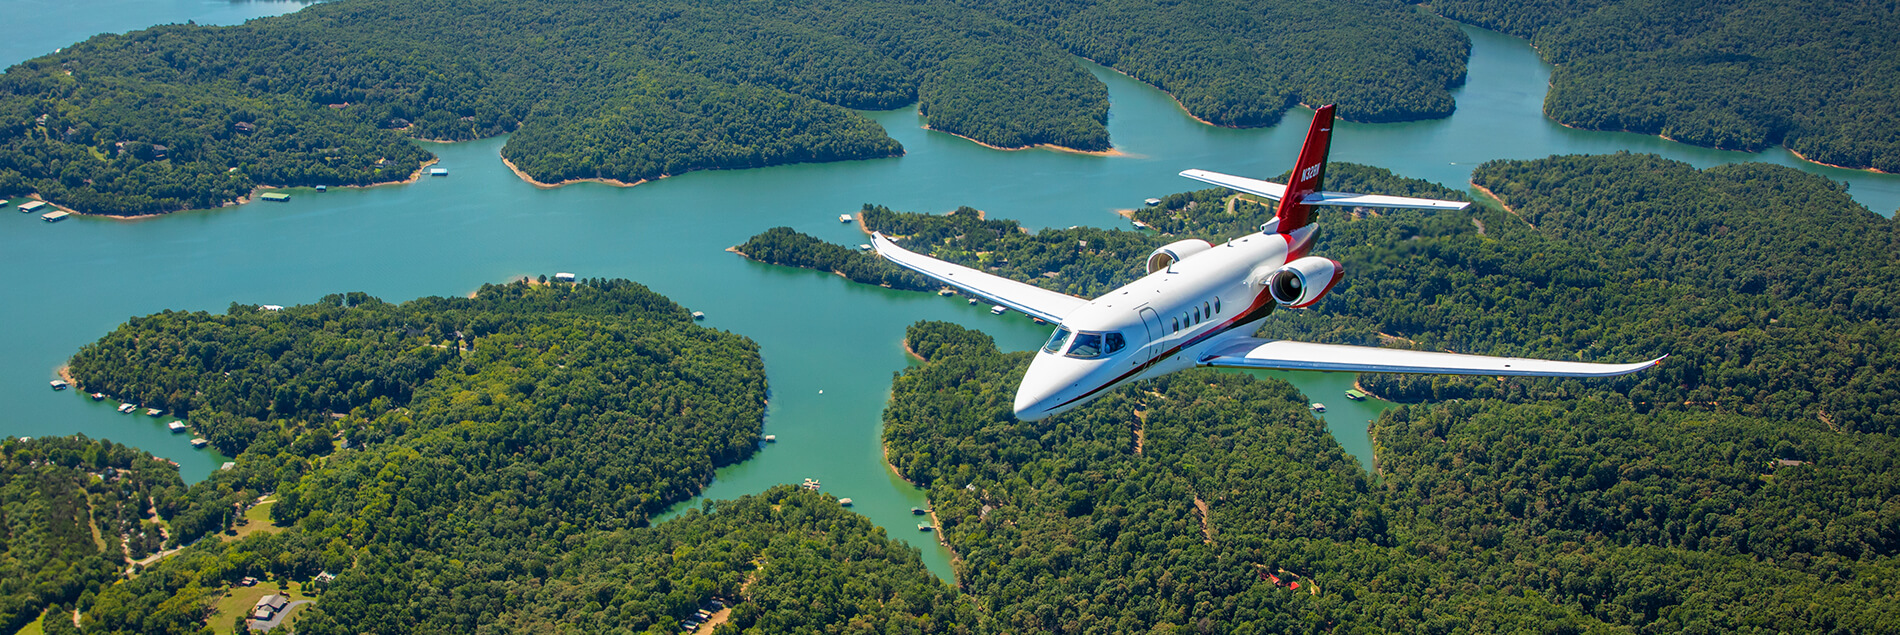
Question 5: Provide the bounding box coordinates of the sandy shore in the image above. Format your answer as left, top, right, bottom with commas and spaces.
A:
921, 124, 1127, 157
1788, 148, 1892, 174
500, 154, 649, 188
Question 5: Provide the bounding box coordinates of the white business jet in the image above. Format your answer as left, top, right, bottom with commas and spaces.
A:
875, 104, 1664, 421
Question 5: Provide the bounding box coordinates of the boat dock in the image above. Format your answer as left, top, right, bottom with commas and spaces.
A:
1344, 389, 1367, 401
167, 421, 187, 433
19, 201, 47, 213
430, 168, 449, 177
190, 438, 209, 448
259, 192, 290, 202
49, 380, 68, 390
838, 214, 853, 223
41, 211, 69, 222
117, 403, 136, 413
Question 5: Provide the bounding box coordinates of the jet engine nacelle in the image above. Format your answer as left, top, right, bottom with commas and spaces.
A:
1265, 256, 1343, 308
1146, 239, 1213, 274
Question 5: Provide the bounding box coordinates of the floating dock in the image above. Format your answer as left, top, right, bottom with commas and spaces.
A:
691, 311, 705, 320
858, 244, 873, 251
315, 185, 328, 192
838, 214, 853, 223
838, 498, 853, 507
41, 211, 69, 222
259, 192, 290, 202
91, 392, 105, 400
763, 434, 776, 442
147, 408, 163, 417
1344, 389, 1367, 401
167, 421, 187, 433
990, 305, 1007, 315
430, 168, 449, 177
553, 272, 576, 282
19, 201, 47, 213
49, 380, 68, 390
1310, 403, 1326, 413
190, 438, 209, 448
118, 403, 136, 413
917, 522, 933, 531
911, 507, 927, 515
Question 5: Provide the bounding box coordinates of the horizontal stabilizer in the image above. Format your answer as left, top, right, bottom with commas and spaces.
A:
1200, 338, 1664, 378
1178, 169, 1470, 211
871, 233, 1087, 323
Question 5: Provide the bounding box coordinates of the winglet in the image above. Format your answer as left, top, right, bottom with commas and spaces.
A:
1274, 105, 1335, 246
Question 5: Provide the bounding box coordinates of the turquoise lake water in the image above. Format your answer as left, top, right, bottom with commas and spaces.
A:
4, 5, 1898, 582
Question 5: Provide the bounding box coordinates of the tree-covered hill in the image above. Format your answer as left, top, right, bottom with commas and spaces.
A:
0, 0, 1478, 215
973, 0, 1472, 125
886, 321, 1900, 632
1431, 0, 1900, 172
53, 280, 998, 633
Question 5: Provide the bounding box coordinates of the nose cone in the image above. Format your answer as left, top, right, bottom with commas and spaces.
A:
1012, 353, 1096, 421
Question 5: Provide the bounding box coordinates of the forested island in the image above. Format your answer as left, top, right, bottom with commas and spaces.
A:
0, 0, 1476, 215
1431, 0, 1900, 172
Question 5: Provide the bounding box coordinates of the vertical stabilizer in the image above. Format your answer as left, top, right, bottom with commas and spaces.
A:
1273, 105, 1335, 252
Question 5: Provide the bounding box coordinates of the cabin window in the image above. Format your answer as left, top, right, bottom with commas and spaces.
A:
1215, 298, 1222, 313
1042, 327, 1072, 354
1171, 318, 1179, 332
1203, 301, 1211, 318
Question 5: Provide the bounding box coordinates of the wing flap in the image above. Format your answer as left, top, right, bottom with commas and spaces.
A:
872, 233, 1088, 323
1178, 170, 1469, 211
1201, 338, 1663, 378
1300, 191, 1471, 211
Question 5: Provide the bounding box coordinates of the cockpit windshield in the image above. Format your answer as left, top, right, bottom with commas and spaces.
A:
1064, 331, 1126, 359
1042, 327, 1072, 354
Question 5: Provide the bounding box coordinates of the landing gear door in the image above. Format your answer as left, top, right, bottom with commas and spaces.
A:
1137, 307, 1164, 364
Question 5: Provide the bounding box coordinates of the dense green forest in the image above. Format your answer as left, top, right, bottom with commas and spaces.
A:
0, 0, 1482, 214
1430, 0, 1900, 172
971, 0, 1470, 124
885, 320, 1900, 632
50, 280, 993, 633
0, 436, 182, 635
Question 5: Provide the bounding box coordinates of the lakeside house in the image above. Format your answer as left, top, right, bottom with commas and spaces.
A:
252, 594, 289, 620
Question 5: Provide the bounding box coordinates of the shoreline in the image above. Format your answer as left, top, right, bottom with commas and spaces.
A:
67, 158, 441, 221
499, 154, 650, 189
920, 124, 1127, 157
1550, 120, 1894, 175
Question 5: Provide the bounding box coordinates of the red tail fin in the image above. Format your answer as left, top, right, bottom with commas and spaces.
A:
1274, 104, 1335, 237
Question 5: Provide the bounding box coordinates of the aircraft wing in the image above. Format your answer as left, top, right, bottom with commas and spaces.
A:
872, 232, 1088, 323
1178, 169, 1470, 211
1200, 338, 1664, 377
